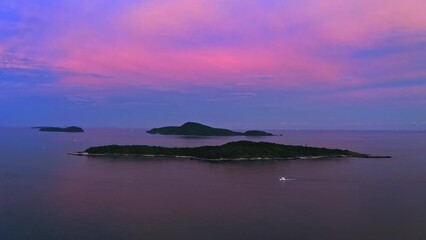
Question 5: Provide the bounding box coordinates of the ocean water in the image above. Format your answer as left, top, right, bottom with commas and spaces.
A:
1, 128, 426, 240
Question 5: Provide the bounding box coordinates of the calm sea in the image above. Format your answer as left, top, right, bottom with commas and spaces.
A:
1, 128, 426, 240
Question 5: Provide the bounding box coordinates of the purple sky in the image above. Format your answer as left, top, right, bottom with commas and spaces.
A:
0, 0, 425, 130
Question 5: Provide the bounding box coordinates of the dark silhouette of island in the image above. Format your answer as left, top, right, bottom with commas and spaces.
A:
244, 130, 273, 136
72, 141, 390, 161
147, 122, 273, 136
35, 126, 84, 132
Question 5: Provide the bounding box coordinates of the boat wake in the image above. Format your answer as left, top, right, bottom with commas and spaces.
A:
279, 177, 297, 181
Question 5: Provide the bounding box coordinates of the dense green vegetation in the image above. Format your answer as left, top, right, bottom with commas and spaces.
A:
244, 130, 273, 136
83, 141, 388, 160
38, 126, 84, 132
147, 122, 273, 136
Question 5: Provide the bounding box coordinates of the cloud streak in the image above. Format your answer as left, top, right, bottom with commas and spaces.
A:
0, 0, 425, 128
1, 0, 424, 90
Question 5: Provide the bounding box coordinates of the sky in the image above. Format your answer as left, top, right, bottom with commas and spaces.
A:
0, 0, 425, 130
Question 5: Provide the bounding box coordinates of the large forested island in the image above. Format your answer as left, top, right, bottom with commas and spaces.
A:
73, 141, 390, 161
147, 122, 273, 136
35, 126, 84, 132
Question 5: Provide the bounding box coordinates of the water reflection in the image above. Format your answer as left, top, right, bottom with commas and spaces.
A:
1, 128, 426, 239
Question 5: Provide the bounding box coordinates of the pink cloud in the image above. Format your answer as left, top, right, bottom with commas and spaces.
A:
46, 2, 342, 88
119, 0, 221, 37
3, 0, 425, 93
319, 85, 426, 107
301, 0, 426, 44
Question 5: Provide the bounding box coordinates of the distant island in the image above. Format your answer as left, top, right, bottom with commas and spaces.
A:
72, 141, 390, 161
34, 126, 84, 133
147, 122, 273, 136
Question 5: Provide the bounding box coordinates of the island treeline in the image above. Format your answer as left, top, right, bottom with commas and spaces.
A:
147, 122, 273, 136
34, 126, 84, 132
79, 141, 390, 161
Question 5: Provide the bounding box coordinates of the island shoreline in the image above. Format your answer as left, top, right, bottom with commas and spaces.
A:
70, 141, 391, 162
69, 152, 391, 161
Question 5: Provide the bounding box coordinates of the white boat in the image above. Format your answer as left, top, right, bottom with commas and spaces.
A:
279, 177, 286, 181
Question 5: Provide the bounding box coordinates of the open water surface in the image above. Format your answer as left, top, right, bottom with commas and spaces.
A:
1, 128, 425, 239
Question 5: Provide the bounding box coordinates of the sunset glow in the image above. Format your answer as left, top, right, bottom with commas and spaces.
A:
1, 0, 425, 129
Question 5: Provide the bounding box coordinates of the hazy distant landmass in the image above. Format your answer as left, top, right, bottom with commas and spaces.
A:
73, 141, 390, 161
34, 126, 84, 133
147, 122, 273, 136
243, 130, 273, 136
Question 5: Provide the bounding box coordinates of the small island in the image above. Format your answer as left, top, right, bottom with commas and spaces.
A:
35, 126, 84, 133
147, 122, 273, 136
72, 141, 390, 161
